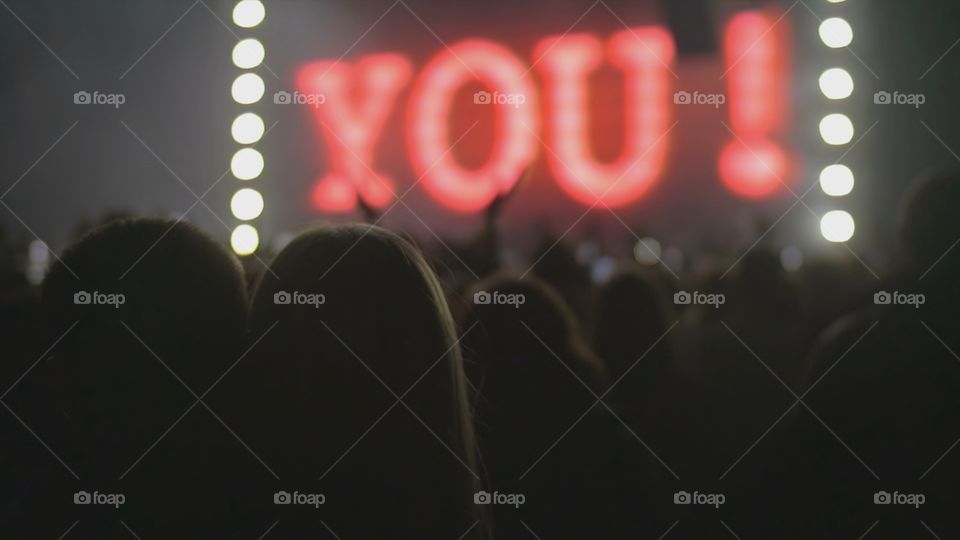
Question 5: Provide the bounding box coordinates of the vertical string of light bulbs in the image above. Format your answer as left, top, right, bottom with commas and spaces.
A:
816, 0, 856, 242
229, 0, 267, 256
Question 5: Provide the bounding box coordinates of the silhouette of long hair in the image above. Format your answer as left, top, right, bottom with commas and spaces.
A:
36, 218, 249, 537
461, 275, 627, 538
40, 218, 248, 459
235, 224, 485, 538
899, 170, 960, 292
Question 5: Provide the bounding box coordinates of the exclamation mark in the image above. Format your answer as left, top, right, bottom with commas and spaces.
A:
718, 10, 791, 198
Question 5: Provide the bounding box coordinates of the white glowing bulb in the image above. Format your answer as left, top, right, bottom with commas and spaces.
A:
231, 73, 265, 104
820, 210, 855, 242
231, 224, 260, 255
231, 113, 265, 145
232, 38, 265, 69
819, 164, 855, 196
819, 68, 854, 100
231, 188, 264, 220
231, 148, 264, 180
819, 113, 854, 145
819, 18, 853, 48
232, 1, 265, 28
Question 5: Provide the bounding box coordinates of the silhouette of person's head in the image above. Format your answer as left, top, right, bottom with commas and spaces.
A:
40, 218, 247, 471
241, 224, 483, 538
724, 250, 800, 335
530, 232, 593, 320
462, 276, 603, 449
464, 275, 602, 392
900, 170, 960, 279
594, 268, 673, 383
786, 171, 960, 538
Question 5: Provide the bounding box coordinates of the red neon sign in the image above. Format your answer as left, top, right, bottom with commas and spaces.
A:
407, 40, 539, 212
718, 10, 792, 198
296, 11, 791, 214
534, 27, 675, 208
298, 54, 412, 211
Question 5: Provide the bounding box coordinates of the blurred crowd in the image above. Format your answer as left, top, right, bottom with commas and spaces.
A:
1, 171, 959, 539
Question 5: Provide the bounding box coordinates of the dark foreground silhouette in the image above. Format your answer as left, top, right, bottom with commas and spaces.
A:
0, 172, 958, 538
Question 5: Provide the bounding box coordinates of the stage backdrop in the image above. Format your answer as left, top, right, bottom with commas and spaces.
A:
4, 0, 959, 260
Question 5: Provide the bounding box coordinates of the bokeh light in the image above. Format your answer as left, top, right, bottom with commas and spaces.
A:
634, 237, 662, 265
230, 224, 260, 255
780, 245, 804, 271
232, 38, 265, 69
819, 113, 854, 145
820, 210, 855, 242
819, 18, 853, 48
230, 188, 264, 220
819, 164, 855, 196
231, 148, 264, 180
231, 73, 265, 104
232, 0, 265, 28
231, 112, 265, 145
819, 67, 854, 100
